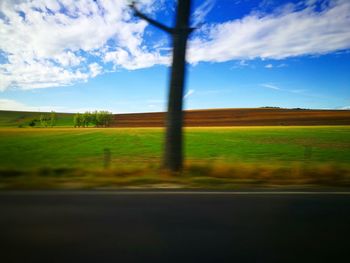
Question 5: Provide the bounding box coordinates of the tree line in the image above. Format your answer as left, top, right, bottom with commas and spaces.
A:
74, 111, 113, 128
28, 111, 57, 127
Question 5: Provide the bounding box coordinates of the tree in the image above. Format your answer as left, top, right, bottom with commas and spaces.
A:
82, 111, 91, 127
105, 111, 113, 127
29, 119, 37, 127
90, 110, 98, 127
96, 111, 113, 127
130, 0, 193, 172
74, 111, 113, 128
96, 111, 103, 127
40, 114, 48, 127
100, 111, 113, 127
50, 111, 57, 127
74, 113, 82, 128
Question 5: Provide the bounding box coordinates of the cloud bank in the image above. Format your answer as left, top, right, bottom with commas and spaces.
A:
0, 0, 349, 91
0, 0, 168, 91
188, 0, 350, 63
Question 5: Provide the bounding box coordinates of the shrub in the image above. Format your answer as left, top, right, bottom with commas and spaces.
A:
29, 119, 38, 127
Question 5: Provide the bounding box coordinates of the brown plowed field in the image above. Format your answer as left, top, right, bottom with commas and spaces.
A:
111, 108, 350, 127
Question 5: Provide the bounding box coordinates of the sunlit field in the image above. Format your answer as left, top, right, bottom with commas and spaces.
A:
1, 126, 349, 189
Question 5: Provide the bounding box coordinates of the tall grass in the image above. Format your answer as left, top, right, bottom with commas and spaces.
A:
1, 162, 349, 189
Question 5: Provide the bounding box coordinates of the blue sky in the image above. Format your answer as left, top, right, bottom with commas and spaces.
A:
0, 0, 349, 113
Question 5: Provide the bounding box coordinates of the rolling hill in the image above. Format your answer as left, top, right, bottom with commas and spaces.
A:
0, 110, 73, 127
112, 108, 350, 127
1, 108, 349, 128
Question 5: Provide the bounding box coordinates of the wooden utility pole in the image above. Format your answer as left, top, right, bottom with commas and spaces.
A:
130, 0, 193, 172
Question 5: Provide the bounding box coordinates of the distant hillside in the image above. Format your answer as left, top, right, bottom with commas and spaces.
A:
1, 108, 350, 128
112, 108, 350, 127
0, 111, 73, 127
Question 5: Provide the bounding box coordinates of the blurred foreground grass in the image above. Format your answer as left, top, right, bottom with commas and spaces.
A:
1, 162, 350, 189
0, 127, 350, 189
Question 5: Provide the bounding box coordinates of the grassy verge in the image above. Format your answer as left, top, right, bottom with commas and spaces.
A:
1, 162, 349, 189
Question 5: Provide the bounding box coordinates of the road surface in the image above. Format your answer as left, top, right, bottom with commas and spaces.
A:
1, 190, 350, 262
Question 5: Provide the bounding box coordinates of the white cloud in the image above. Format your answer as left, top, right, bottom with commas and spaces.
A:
184, 89, 195, 98
0, 0, 168, 91
290, 89, 306, 94
0, 98, 63, 112
196, 89, 232, 95
55, 52, 85, 67
235, 60, 250, 67
260, 84, 316, 96
103, 48, 170, 70
0, 58, 90, 90
88, 63, 102, 78
0, 99, 35, 111
189, 0, 350, 63
260, 83, 280, 90
265, 64, 273, 69
192, 0, 216, 26
238, 60, 249, 67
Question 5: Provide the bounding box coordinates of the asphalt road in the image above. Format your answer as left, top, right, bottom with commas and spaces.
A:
1, 190, 350, 263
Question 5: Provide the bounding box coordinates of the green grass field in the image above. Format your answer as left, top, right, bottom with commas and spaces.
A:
0, 126, 349, 189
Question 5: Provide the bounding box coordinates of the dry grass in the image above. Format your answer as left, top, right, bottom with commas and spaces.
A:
1, 162, 349, 189
184, 161, 350, 187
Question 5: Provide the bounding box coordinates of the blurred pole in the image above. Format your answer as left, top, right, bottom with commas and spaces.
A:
130, 0, 193, 173
164, 0, 192, 172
